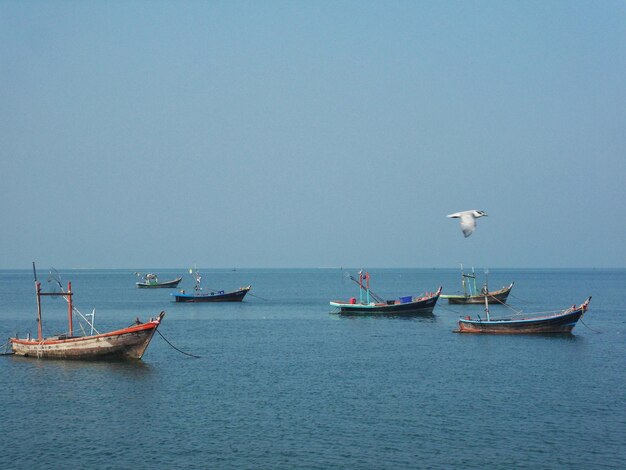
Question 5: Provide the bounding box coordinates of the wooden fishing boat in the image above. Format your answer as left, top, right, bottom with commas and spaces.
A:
135, 272, 183, 288
441, 266, 513, 304
10, 266, 165, 360
171, 286, 251, 303
330, 271, 441, 315
443, 283, 514, 304
455, 296, 591, 334
170, 268, 251, 303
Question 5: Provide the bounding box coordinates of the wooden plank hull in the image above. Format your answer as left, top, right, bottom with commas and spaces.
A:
330, 288, 441, 316
443, 283, 514, 305
455, 302, 589, 334
136, 277, 182, 288
10, 312, 165, 360
171, 287, 250, 303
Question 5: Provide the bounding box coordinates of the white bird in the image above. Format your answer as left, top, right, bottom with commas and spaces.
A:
447, 210, 487, 237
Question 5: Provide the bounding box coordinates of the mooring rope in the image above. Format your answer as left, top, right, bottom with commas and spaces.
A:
247, 292, 269, 301
580, 317, 602, 334
435, 303, 464, 316
156, 329, 201, 358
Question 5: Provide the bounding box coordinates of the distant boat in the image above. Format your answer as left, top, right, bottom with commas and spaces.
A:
11, 264, 164, 360
172, 287, 251, 303
135, 272, 183, 288
441, 266, 513, 304
330, 271, 441, 315
170, 268, 251, 303
455, 294, 592, 334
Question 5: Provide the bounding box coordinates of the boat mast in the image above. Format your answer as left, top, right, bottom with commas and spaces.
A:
32, 262, 43, 340
32, 263, 76, 340
472, 267, 477, 296
190, 266, 202, 291
483, 291, 490, 321
67, 281, 73, 337
358, 271, 364, 304
460, 264, 466, 296
482, 274, 490, 321
357, 271, 371, 304
461, 265, 477, 297
36, 281, 43, 341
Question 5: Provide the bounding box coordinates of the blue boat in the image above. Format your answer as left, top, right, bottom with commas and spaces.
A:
171, 286, 251, 303
455, 297, 591, 334
170, 268, 251, 303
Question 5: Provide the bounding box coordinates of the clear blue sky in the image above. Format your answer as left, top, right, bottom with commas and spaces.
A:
1, 1, 624, 269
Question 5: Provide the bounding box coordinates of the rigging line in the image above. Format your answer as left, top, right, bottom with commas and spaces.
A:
1, 339, 14, 355
47, 268, 101, 334
347, 276, 385, 304
156, 329, 201, 358
489, 295, 524, 315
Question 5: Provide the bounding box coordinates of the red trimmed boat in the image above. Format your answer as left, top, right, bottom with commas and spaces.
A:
455, 296, 591, 334
10, 266, 164, 360
330, 271, 441, 316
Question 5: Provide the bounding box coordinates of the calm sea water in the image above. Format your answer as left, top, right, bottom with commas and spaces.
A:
0, 268, 624, 469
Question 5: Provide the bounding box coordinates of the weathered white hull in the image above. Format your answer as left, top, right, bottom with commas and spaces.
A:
11, 312, 164, 360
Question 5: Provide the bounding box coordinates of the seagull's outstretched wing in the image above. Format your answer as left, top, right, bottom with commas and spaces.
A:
447, 210, 479, 237
459, 213, 476, 238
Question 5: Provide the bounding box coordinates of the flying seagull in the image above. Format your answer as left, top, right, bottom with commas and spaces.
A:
447, 210, 487, 238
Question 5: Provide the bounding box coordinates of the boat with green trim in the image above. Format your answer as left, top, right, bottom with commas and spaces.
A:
441, 266, 513, 305
330, 271, 441, 316
135, 272, 183, 288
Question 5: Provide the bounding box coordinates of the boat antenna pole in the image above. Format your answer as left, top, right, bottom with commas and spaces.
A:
366, 271, 371, 304
31, 262, 43, 340
482, 283, 490, 322
36, 280, 43, 341
358, 271, 363, 304
67, 281, 73, 337
472, 267, 477, 296
460, 264, 466, 296
190, 266, 202, 291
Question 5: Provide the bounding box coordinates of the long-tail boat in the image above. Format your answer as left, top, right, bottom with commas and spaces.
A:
440, 266, 513, 304
330, 271, 441, 315
455, 294, 591, 334
170, 268, 251, 303
135, 272, 183, 288
10, 264, 165, 360
171, 286, 251, 302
